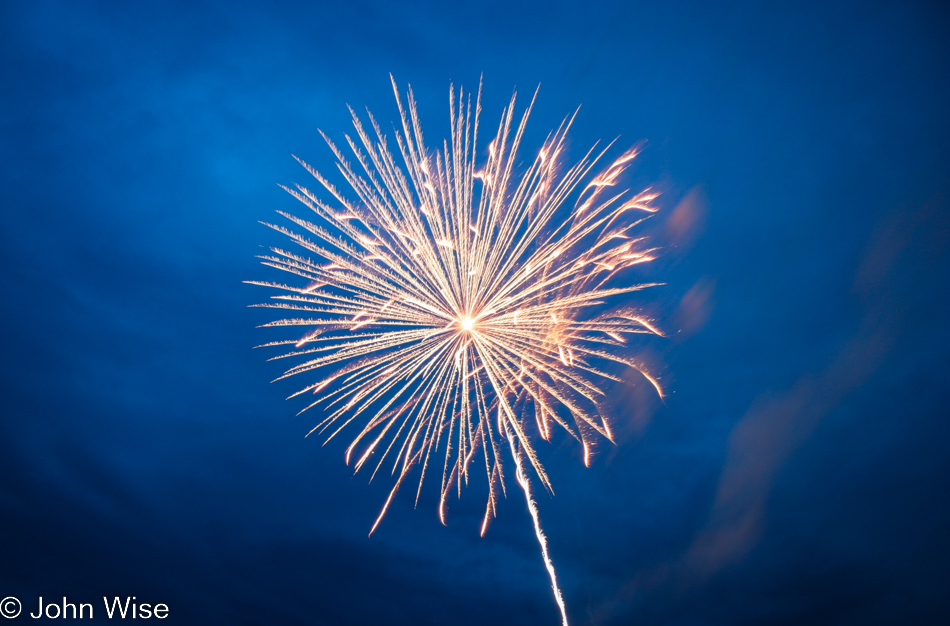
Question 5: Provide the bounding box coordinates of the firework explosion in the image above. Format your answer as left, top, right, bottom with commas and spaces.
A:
249, 77, 663, 624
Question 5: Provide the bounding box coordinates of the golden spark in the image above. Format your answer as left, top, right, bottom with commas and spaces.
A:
249, 77, 664, 625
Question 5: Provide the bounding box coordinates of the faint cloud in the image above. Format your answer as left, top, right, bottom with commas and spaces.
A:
664, 185, 707, 250
590, 192, 950, 624
673, 277, 715, 340
685, 192, 950, 576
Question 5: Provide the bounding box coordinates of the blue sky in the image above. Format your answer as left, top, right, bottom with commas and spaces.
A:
2, 1, 949, 624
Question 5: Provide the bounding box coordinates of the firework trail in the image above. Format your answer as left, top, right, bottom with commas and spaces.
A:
249, 76, 663, 623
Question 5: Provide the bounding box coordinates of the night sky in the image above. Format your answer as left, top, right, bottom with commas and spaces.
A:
2, 1, 949, 624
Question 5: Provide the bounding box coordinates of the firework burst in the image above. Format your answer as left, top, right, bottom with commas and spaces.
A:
249, 77, 663, 624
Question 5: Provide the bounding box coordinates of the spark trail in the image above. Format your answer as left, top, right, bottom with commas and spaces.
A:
250, 76, 663, 623
506, 420, 568, 626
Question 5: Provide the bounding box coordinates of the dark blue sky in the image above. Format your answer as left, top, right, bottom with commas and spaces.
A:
2, 1, 949, 624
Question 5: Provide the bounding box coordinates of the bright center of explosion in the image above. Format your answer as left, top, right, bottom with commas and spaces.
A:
460, 315, 475, 331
